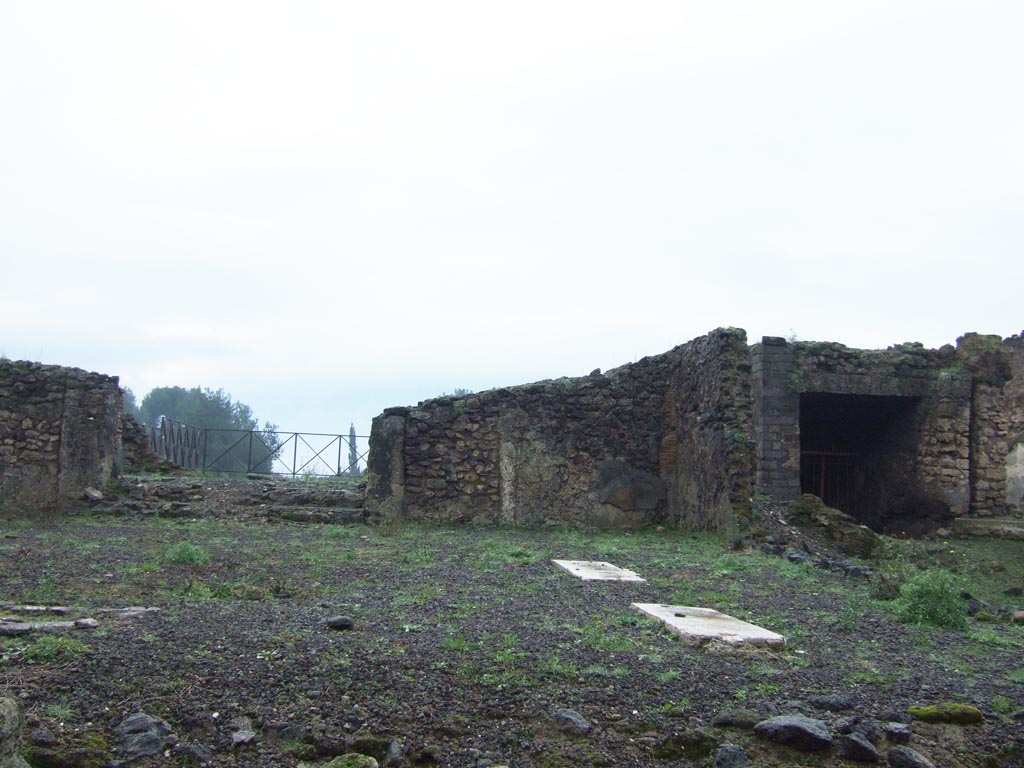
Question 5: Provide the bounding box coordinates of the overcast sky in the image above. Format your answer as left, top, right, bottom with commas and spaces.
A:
2, 2, 1021, 441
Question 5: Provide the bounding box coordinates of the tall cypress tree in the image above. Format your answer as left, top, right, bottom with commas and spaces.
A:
348, 423, 360, 476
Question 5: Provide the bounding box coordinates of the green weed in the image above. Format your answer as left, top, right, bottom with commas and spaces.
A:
438, 635, 476, 652
896, 569, 969, 629
162, 541, 210, 565
991, 695, 1013, 714
45, 701, 74, 719
576, 619, 635, 653
9, 635, 90, 664
539, 654, 579, 677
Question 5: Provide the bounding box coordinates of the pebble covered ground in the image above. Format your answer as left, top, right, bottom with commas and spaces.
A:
1, 478, 1023, 767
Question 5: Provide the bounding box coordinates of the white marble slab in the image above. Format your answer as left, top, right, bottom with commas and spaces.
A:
552, 560, 646, 582
631, 603, 785, 646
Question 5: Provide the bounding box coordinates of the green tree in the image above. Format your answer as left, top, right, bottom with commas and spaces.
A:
139, 386, 280, 474
121, 387, 140, 418
347, 422, 361, 476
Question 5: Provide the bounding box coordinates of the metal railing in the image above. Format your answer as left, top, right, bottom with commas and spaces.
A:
145, 418, 369, 477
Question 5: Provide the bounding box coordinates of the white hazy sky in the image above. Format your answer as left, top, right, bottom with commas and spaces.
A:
2, 1, 1022, 439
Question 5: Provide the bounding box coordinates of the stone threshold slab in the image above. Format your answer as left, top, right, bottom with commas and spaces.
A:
631, 603, 786, 646
552, 560, 646, 582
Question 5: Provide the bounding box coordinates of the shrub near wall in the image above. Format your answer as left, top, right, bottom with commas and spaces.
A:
0, 360, 122, 514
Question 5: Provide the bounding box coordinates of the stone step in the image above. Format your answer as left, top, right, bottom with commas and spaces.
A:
953, 517, 1024, 540
263, 506, 368, 525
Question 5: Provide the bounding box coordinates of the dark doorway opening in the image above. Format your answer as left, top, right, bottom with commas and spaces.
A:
799, 393, 920, 528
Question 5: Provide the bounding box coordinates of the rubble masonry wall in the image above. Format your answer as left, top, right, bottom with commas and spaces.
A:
368, 329, 753, 532
0, 360, 122, 514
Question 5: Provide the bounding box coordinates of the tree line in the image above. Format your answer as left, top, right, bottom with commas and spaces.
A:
123, 385, 362, 477
123, 386, 279, 473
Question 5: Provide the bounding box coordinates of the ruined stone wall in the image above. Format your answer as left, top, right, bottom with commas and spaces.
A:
752, 334, 1024, 522
751, 338, 799, 502
369, 328, 1024, 532
0, 360, 122, 514
798, 340, 971, 521
1005, 334, 1024, 511
120, 412, 166, 473
367, 329, 753, 532
957, 332, 1024, 515
668, 328, 753, 533
369, 350, 680, 526
754, 338, 972, 518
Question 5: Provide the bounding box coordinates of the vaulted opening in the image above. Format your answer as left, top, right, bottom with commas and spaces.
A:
799, 393, 921, 530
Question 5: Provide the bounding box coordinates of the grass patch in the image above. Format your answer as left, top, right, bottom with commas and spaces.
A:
896, 569, 969, 629
162, 541, 210, 565
539, 653, 579, 677
1006, 668, 1024, 684
1, 635, 90, 665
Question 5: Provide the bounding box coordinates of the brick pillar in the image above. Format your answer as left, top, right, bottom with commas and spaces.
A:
752, 337, 801, 501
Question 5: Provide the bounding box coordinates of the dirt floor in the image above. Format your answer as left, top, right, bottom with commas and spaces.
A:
2, 478, 1023, 767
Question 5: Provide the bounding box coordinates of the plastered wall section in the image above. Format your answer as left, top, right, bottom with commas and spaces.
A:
0, 360, 122, 513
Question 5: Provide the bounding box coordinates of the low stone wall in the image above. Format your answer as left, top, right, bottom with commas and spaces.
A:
0, 360, 122, 514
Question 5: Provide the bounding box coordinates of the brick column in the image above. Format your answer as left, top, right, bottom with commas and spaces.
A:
751, 337, 801, 501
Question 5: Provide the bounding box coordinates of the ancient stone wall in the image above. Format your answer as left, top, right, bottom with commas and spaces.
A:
668, 329, 753, 533
0, 360, 122, 514
369, 328, 1024, 532
1001, 335, 1024, 511
367, 329, 752, 532
753, 333, 1024, 525
751, 338, 799, 502
957, 332, 1024, 515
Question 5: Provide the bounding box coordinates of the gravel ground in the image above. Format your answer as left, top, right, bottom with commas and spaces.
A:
1, 478, 1023, 767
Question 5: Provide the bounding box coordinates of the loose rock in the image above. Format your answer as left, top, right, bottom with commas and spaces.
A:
27, 727, 58, 747
113, 712, 175, 761
886, 745, 936, 768
711, 708, 761, 729
171, 743, 213, 764
232, 729, 258, 746
838, 732, 880, 762
713, 743, 752, 768
551, 709, 590, 735
323, 755, 379, 768
883, 722, 912, 744
753, 715, 832, 752
0, 694, 30, 768
907, 702, 984, 725
652, 728, 717, 761
809, 693, 856, 712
